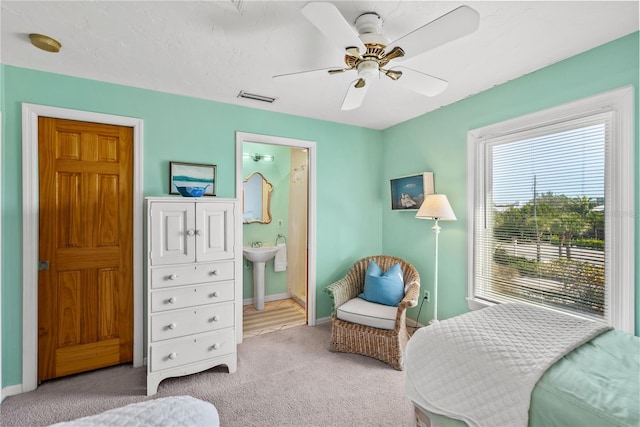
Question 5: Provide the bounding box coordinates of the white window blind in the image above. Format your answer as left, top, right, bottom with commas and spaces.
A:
468, 87, 634, 332
473, 112, 611, 321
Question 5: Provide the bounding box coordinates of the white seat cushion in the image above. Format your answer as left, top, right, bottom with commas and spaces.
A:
336, 297, 397, 330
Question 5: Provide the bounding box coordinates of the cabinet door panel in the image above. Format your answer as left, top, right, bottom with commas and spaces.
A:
196, 202, 235, 262
150, 203, 195, 265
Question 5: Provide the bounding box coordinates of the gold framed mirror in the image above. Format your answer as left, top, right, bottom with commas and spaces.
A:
242, 172, 273, 224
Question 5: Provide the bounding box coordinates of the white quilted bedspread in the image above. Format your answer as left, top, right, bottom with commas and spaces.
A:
50, 395, 219, 427
404, 303, 610, 427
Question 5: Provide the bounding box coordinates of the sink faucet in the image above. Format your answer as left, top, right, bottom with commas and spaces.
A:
251, 241, 262, 248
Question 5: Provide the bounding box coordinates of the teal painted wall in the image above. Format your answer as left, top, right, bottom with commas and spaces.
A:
0, 66, 382, 387
382, 32, 640, 329
241, 142, 291, 300
1, 31, 638, 390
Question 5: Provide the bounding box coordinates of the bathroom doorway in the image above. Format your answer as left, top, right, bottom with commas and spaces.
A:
235, 132, 316, 343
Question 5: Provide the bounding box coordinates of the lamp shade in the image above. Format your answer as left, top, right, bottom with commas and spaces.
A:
415, 194, 457, 221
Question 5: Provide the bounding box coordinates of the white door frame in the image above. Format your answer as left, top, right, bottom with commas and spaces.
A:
235, 131, 317, 339
21, 103, 144, 393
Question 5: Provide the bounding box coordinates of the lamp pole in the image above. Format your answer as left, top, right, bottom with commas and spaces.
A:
415, 193, 456, 326
431, 218, 441, 324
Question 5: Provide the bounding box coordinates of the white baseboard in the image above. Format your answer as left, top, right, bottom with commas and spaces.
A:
242, 292, 291, 306
2, 384, 23, 401
407, 318, 426, 329
315, 316, 331, 325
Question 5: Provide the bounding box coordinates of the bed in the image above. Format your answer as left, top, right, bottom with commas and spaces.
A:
49, 395, 220, 427
404, 303, 640, 427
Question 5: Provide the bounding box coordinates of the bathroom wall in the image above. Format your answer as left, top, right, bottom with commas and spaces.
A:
286, 148, 309, 307
242, 142, 291, 302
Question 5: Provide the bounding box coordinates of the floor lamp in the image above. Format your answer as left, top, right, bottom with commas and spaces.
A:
415, 194, 457, 324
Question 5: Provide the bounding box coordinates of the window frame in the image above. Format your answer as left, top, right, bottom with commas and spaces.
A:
466, 86, 635, 333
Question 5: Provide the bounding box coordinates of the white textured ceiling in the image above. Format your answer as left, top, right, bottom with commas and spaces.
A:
2, 1, 638, 130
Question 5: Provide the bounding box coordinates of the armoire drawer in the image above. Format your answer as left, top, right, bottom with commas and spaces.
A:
150, 261, 234, 289
150, 302, 234, 342
149, 328, 235, 372
150, 281, 234, 313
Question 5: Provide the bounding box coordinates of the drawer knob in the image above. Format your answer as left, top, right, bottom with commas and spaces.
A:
210, 270, 218, 276
210, 315, 220, 322
168, 297, 176, 304
187, 229, 195, 236
168, 322, 177, 330
211, 343, 220, 350
168, 352, 177, 360
210, 291, 220, 298
168, 274, 178, 281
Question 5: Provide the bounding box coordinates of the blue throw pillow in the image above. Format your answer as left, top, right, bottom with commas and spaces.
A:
358, 261, 404, 307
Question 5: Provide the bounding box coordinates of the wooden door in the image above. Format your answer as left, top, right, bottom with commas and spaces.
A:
38, 117, 134, 381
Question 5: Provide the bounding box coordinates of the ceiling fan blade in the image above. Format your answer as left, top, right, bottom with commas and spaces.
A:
273, 67, 342, 79
389, 66, 448, 97
341, 79, 370, 110
386, 5, 480, 61
328, 68, 349, 75
301, 2, 366, 55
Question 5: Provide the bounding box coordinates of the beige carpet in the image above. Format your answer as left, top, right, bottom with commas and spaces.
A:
0, 323, 415, 427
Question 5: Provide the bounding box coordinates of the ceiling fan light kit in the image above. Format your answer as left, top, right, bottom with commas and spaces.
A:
356, 60, 378, 81
277, 2, 480, 111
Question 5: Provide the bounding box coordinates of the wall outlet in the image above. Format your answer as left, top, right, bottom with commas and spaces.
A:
423, 290, 430, 302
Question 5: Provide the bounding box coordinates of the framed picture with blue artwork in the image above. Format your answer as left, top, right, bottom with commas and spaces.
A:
390, 172, 434, 210
170, 161, 216, 196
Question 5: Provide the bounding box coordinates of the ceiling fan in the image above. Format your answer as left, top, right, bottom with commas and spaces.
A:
274, 2, 480, 110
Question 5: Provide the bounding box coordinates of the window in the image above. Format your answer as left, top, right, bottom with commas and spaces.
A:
467, 87, 634, 332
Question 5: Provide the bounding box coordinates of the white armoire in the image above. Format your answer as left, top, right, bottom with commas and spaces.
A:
145, 197, 241, 395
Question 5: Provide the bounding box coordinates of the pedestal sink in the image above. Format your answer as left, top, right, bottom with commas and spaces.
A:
243, 246, 280, 310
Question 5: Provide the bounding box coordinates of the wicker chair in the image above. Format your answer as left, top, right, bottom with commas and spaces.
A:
326, 255, 421, 370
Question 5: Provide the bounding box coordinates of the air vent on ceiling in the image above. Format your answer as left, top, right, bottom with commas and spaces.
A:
237, 91, 277, 104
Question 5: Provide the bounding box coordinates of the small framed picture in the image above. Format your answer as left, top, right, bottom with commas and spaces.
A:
170, 162, 216, 196
390, 172, 434, 210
